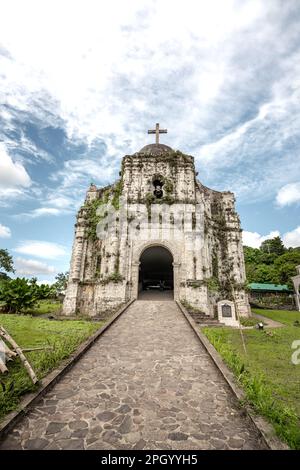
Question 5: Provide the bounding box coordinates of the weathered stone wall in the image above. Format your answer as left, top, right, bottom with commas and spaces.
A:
249, 291, 295, 310
63, 145, 250, 318
292, 266, 300, 311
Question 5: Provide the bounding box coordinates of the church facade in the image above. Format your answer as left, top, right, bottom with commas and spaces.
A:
63, 128, 250, 319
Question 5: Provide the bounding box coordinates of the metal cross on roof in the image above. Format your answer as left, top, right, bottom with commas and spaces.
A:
147, 123, 167, 144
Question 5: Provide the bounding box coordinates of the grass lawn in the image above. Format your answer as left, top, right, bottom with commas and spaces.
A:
0, 299, 62, 317
28, 299, 63, 316
0, 314, 102, 421
203, 309, 300, 449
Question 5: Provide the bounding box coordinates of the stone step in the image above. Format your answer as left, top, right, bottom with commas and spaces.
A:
188, 311, 220, 326
188, 312, 209, 320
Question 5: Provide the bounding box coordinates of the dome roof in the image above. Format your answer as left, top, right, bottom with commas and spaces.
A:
137, 143, 173, 155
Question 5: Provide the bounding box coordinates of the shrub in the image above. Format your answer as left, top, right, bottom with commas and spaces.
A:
0, 278, 39, 313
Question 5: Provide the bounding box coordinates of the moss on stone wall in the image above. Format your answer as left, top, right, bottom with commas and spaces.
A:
111, 180, 123, 210
192, 212, 196, 230
84, 179, 123, 241
209, 198, 234, 299
164, 178, 174, 194
84, 197, 107, 241
205, 277, 220, 292
212, 252, 218, 278
114, 250, 120, 273
100, 272, 124, 285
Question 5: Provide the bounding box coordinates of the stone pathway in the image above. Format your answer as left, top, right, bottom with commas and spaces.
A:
0, 301, 266, 450
252, 312, 284, 328
138, 289, 174, 301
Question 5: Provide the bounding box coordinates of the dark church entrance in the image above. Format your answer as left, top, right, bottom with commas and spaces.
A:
138, 246, 174, 300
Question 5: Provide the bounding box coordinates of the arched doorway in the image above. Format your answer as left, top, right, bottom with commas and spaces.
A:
138, 246, 174, 300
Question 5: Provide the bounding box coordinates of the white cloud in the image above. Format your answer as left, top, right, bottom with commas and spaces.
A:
0, 223, 11, 238
45, 196, 73, 209
282, 226, 300, 248
15, 257, 55, 275
0, 142, 31, 189
50, 158, 117, 196
14, 240, 67, 259
0, 0, 300, 205
19, 207, 64, 219
0, 188, 31, 208
243, 226, 300, 248
242, 230, 280, 248
276, 183, 300, 206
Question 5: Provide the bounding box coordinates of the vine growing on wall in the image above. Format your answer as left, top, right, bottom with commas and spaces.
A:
100, 272, 124, 285
84, 179, 124, 241
205, 277, 220, 293
111, 180, 123, 210
209, 198, 236, 299
84, 197, 108, 241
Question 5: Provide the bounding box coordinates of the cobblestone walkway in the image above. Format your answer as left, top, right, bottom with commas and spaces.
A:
0, 301, 266, 450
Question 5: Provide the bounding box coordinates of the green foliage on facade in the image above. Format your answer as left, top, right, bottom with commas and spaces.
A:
205, 276, 220, 292
84, 197, 108, 241
209, 198, 235, 299
100, 272, 124, 285
111, 180, 123, 210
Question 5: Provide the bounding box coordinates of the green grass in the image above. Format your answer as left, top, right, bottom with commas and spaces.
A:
0, 314, 102, 421
252, 308, 300, 326
0, 299, 62, 316
203, 309, 300, 449
28, 299, 62, 316
239, 316, 261, 327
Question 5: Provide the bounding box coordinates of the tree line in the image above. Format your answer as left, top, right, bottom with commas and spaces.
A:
244, 236, 300, 288
0, 248, 68, 313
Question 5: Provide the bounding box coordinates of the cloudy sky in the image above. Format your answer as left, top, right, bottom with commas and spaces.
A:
0, 0, 300, 282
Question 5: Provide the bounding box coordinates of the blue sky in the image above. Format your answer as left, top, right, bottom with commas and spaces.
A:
0, 0, 300, 283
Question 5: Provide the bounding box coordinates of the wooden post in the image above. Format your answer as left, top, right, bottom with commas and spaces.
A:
0, 357, 8, 374
0, 326, 38, 383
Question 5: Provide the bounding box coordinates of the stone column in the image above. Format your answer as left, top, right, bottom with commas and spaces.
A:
132, 261, 140, 300
62, 222, 85, 316
292, 268, 300, 311
173, 262, 181, 301
71, 236, 84, 280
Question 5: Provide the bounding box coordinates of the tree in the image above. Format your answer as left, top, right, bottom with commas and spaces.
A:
243, 246, 261, 264
37, 283, 56, 300
53, 272, 69, 294
246, 263, 275, 283
0, 278, 39, 313
273, 250, 300, 287
244, 246, 276, 265
0, 249, 14, 274
260, 236, 285, 256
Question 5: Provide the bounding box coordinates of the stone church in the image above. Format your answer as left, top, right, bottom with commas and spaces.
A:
63, 124, 250, 319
